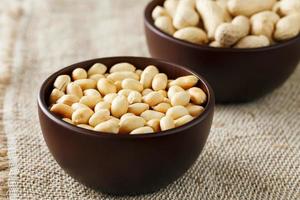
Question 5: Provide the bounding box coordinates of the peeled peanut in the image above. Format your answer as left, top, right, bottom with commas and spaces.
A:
114, 81, 122, 91
88, 109, 110, 127
111, 95, 129, 118
164, 0, 179, 18
54, 75, 71, 91
160, 116, 175, 131
49, 88, 64, 104
171, 91, 190, 106
157, 90, 167, 97
143, 91, 165, 106
88, 74, 105, 82
142, 88, 153, 96
87, 63, 107, 76
167, 85, 184, 99
119, 115, 146, 133
128, 103, 149, 115
147, 119, 161, 132
174, 27, 209, 45
50, 62, 209, 134
166, 105, 189, 120
120, 113, 136, 121
174, 115, 194, 127
107, 116, 120, 125
140, 110, 165, 121
94, 119, 119, 133
118, 89, 134, 97
50, 103, 73, 118
77, 124, 94, 130
71, 108, 94, 124
127, 91, 142, 104
188, 87, 207, 105
234, 35, 270, 48
74, 79, 96, 90
163, 97, 171, 104
72, 68, 87, 80
97, 78, 117, 96
274, 13, 300, 41
57, 94, 79, 106
83, 89, 101, 97
107, 71, 139, 82
66, 82, 83, 98
94, 101, 111, 112
135, 69, 143, 77
103, 93, 118, 104
71, 103, 91, 111
140, 65, 159, 88
122, 78, 143, 92
152, 73, 168, 91
62, 118, 73, 124
155, 16, 175, 35
130, 126, 154, 135
169, 75, 198, 89
109, 62, 135, 73
152, 102, 171, 113
186, 103, 205, 117
79, 95, 101, 109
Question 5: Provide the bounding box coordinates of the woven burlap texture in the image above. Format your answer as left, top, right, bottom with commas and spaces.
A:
2, 0, 300, 199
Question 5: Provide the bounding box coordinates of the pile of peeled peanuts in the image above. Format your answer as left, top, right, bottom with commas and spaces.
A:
49, 62, 207, 134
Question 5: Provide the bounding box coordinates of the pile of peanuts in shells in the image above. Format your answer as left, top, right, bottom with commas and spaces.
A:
49, 63, 207, 134
152, 0, 300, 48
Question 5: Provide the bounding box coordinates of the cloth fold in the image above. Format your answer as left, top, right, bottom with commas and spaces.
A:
2, 0, 300, 199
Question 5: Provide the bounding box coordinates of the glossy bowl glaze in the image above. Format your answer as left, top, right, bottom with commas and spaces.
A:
38, 57, 215, 195
144, 0, 300, 103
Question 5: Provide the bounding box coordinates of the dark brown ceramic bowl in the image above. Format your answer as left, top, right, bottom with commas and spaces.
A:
144, 0, 300, 103
38, 57, 214, 195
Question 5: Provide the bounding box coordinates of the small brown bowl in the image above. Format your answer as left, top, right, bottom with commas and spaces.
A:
144, 0, 300, 103
38, 57, 215, 195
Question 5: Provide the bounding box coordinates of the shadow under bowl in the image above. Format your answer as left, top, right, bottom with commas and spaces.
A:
37, 56, 215, 195
144, 0, 300, 103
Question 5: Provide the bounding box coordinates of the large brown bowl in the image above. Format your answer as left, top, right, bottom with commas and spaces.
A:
38, 57, 215, 195
144, 0, 300, 103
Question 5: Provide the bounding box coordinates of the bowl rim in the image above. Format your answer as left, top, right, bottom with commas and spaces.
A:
144, 0, 300, 53
38, 56, 215, 139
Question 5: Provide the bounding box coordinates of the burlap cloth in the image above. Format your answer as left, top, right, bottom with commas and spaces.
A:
0, 0, 299, 199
